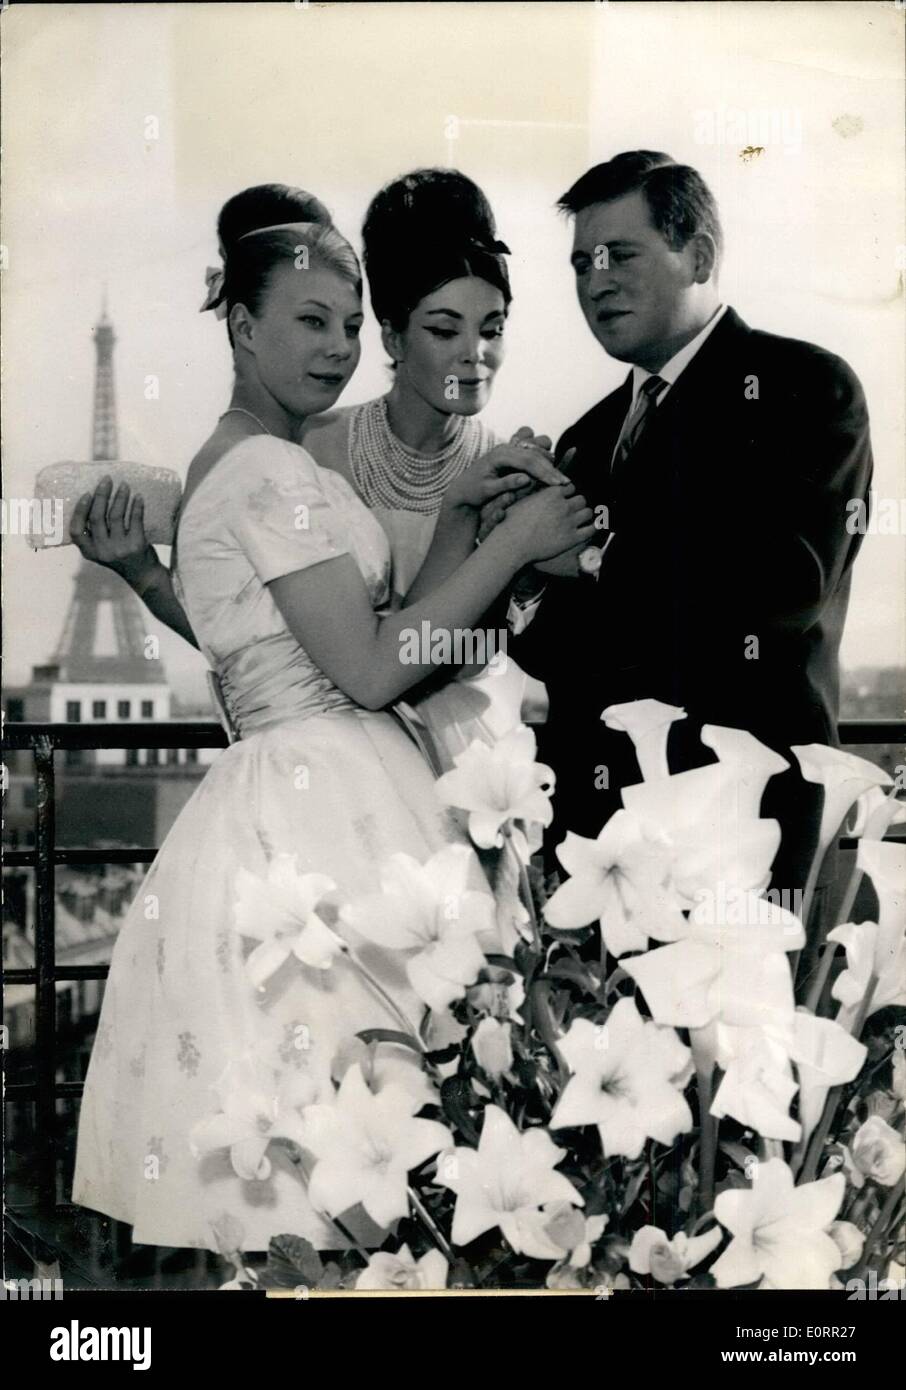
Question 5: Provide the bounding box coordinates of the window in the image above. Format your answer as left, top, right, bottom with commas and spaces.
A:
66, 701, 81, 723
92, 700, 107, 719
6, 699, 25, 721
166, 748, 179, 766
64, 749, 84, 768
23, 785, 36, 809
118, 700, 131, 719
146, 747, 160, 766
125, 748, 139, 767
185, 748, 198, 765
141, 700, 154, 718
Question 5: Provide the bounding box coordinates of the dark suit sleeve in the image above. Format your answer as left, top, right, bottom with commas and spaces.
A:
689, 349, 873, 633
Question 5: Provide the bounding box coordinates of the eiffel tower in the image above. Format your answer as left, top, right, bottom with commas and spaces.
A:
51, 300, 168, 690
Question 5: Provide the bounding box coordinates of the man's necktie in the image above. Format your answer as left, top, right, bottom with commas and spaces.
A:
610, 374, 668, 481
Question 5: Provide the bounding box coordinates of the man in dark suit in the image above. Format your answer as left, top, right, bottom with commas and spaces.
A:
504, 151, 873, 901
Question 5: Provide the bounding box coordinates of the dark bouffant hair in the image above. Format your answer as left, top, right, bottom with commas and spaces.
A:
557, 151, 723, 263
362, 168, 511, 331
214, 183, 361, 343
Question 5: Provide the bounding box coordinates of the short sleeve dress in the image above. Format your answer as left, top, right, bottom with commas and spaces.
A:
71, 436, 498, 1254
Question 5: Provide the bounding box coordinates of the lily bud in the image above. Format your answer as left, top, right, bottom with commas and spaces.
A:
471, 1017, 513, 1079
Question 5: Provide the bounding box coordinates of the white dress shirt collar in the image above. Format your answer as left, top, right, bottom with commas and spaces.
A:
629, 302, 728, 405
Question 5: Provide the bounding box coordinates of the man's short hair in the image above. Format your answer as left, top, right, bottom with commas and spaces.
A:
557, 151, 723, 264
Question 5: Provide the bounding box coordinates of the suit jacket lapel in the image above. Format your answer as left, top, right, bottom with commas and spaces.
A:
567, 375, 632, 504
615, 308, 752, 483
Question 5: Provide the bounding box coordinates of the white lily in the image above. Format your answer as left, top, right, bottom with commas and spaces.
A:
621, 766, 781, 907
355, 1244, 448, 1290
892, 1050, 906, 1104
538, 1202, 608, 1268
788, 1011, 867, 1147
848, 786, 906, 841
828, 1221, 865, 1271
712, 1158, 845, 1290
189, 1051, 320, 1180
233, 856, 342, 988
857, 839, 906, 972
629, 1224, 723, 1284
467, 967, 525, 1023
340, 845, 493, 1012
330, 1037, 438, 1112
471, 1017, 514, 1079
544, 811, 687, 957
299, 1064, 453, 1228
828, 922, 906, 1021
436, 1105, 583, 1257
852, 1116, 906, 1187
600, 698, 687, 781
791, 744, 892, 874
624, 891, 803, 1031
434, 725, 554, 852
709, 1026, 801, 1142
700, 725, 789, 819
549, 1002, 693, 1159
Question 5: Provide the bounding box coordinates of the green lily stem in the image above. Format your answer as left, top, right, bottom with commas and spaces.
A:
850, 1177, 906, 1283
799, 973, 878, 1185
408, 1184, 457, 1267
530, 980, 570, 1091
342, 945, 424, 1049
801, 862, 865, 1015
648, 1140, 657, 1228
802, 942, 840, 1018
834, 861, 866, 938
792, 810, 849, 989
694, 1066, 718, 1224
511, 835, 542, 954
843, 1187, 874, 1227
798, 855, 822, 948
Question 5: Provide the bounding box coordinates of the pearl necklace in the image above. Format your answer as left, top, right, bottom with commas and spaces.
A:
219, 407, 274, 435
350, 396, 482, 514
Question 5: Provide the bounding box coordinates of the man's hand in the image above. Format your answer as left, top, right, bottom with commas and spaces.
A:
477, 444, 578, 542
445, 427, 568, 517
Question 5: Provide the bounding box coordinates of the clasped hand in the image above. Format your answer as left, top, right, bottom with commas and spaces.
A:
444, 425, 570, 515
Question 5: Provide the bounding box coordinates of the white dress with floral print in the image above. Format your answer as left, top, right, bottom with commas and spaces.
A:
70, 437, 485, 1253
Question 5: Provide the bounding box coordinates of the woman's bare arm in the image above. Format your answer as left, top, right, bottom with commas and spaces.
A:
70, 479, 199, 649
268, 484, 594, 710
404, 435, 568, 605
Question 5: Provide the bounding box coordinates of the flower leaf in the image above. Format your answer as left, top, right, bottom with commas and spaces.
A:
356, 1028, 423, 1053
539, 962, 599, 995
440, 1074, 482, 1145
484, 953, 519, 973
263, 1235, 324, 1289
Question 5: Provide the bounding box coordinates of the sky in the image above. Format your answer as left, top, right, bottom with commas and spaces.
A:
2, 1, 904, 706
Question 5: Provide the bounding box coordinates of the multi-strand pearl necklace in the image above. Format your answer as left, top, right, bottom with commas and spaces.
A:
350, 396, 483, 514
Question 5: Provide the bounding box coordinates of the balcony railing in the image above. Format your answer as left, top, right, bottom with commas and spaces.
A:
2, 716, 905, 1209
3, 721, 228, 1206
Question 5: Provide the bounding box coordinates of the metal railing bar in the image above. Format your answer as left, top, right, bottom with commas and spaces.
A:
2, 717, 903, 754
2, 720, 228, 751
4, 848, 159, 868
32, 737, 57, 1204
837, 719, 906, 745
5, 1083, 85, 1102
4, 965, 110, 984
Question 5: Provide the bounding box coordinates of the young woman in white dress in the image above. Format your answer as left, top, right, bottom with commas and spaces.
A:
70, 186, 594, 1254
72, 173, 559, 767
